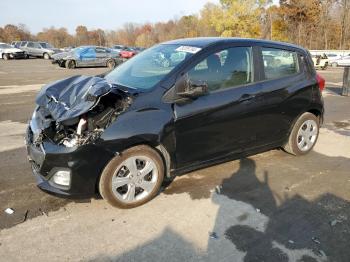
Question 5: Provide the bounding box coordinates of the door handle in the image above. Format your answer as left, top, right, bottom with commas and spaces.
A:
239, 94, 256, 102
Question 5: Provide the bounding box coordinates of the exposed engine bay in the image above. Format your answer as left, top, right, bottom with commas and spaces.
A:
31, 75, 132, 148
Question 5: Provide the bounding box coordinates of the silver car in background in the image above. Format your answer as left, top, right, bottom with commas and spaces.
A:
11, 41, 61, 59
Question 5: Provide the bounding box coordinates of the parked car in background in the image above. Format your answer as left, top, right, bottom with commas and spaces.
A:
0, 42, 26, 60
12, 41, 61, 59
329, 55, 350, 67
51, 46, 122, 69
111, 45, 127, 53
26, 38, 324, 208
312, 54, 328, 70
119, 47, 139, 59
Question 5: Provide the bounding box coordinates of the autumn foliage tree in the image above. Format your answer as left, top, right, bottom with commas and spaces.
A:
0, 0, 349, 50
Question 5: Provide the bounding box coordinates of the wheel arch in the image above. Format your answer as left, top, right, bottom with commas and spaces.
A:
284, 106, 323, 146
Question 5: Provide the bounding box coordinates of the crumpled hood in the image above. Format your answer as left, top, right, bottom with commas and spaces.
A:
36, 75, 118, 123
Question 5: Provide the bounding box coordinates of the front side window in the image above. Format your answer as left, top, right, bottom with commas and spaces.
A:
187, 47, 252, 92
105, 44, 195, 90
39, 42, 53, 49
262, 48, 299, 80
27, 42, 34, 48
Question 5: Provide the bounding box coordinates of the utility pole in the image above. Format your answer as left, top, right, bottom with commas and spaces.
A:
343, 67, 350, 96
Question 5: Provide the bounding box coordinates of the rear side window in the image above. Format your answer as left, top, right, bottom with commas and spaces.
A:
96, 47, 107, 53
27, 42, 34, 48
262, 48, 299, 80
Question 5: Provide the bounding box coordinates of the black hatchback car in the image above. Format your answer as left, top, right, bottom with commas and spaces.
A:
26, 38, 325, 208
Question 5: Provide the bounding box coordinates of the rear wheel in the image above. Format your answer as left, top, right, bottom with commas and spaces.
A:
331, 62, 338, 68
283, 112, 319, 156
65, 59, 76, 69
2, 53, 9, 60
99, 145, 164, 208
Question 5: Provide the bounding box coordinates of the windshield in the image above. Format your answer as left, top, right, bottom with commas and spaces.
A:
105, 44, 198, 90
0, 43, 13, 49
40, 42, 53, 49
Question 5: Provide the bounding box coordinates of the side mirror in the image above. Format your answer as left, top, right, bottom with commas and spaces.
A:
176, 74, 208, 99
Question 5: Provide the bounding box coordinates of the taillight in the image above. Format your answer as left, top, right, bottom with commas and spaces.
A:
316, 73, 325, 92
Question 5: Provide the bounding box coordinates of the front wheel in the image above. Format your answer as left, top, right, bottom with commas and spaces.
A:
65, 59, 76, 69
106, 59, 116, 69
43, 53, 50, 59
331, 62, 338, 68
99, 145, 164, 208
283, 112, 319, 156
2, 53, 9, 60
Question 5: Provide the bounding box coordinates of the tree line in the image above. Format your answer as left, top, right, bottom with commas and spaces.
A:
0, 0, 349, 50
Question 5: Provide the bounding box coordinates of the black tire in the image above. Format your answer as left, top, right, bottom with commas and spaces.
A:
43, 53, 50, 60
2, 53, 9, 60
99, 145, 164, 208
65, 59, 76, 69
283, 112, 320, 156
107, 59, 116, 69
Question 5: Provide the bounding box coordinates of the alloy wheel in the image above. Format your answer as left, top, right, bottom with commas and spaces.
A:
111, 156, 159, 203
296, 119, 318, 151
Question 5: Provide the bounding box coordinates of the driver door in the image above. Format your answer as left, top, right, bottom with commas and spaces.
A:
78, 47, 96, 66
174, 46, 264, 168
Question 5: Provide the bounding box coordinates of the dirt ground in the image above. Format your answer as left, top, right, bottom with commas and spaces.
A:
0, 59, 349, 262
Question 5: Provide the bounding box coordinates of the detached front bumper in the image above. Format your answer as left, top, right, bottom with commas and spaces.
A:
25, 125, 114, 197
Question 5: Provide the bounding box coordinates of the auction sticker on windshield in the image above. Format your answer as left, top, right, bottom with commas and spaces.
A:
175, 46, 202, 54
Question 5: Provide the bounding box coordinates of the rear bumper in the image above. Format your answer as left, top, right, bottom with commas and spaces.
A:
25, 126, 115, 197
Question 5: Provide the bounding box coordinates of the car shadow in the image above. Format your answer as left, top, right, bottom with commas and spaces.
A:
86, 152, 350, 261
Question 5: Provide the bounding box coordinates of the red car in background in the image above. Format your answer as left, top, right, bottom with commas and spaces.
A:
119, 47, 145, 59
119, 48, 137, 59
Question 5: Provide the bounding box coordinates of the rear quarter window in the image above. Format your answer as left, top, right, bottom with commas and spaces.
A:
262, 47, 299, 80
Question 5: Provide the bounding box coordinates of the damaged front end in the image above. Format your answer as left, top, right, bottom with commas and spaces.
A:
31, 75, 132, 148
25, 75, 133, 195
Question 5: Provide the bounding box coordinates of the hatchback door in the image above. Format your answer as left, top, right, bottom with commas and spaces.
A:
173, 46, 265, 168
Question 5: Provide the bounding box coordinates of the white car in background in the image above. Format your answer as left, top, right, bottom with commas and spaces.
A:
329, 55, 350, 67
0, 42, 26, 60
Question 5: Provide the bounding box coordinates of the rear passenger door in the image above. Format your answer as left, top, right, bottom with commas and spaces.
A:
33, 42, 43, 56
95, 47, 109, 66
25, 42, 35, 56
258, 46, 312, 144
174, 45, 266, 168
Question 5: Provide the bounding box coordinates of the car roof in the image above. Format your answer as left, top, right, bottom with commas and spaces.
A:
162, 37, 306, 51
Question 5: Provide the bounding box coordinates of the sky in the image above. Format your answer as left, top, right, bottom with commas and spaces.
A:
0, 0, 220, 33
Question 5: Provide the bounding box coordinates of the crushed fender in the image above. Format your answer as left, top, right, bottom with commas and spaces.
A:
31, 75, 132, 147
